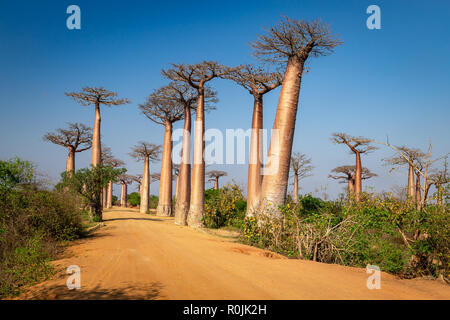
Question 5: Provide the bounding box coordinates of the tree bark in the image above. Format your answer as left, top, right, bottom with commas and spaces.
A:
174, 106, 191, 226
348, 177, 355, 194
121, 183, 127, 207
246, 95, 263, 216
66, 146, 75, 174
187, 87, 206, 227
140, 156, 150, 213
214, 178, 219, 190
157, 121, 173, 216
407, 164, 415, 200
415, 171, 422, 210
102, 187, 107, 208
91, 102, 102, 167
259, 57, 303, 214
293, 174, 299, 203
354, 151, 362, 203
106, 181, 113, 208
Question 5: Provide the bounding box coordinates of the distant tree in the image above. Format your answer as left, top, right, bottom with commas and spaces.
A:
426, 159, 449, 206
207, 170, 227, 190
129, 142, 161, 213
102, 148, 125, 209
329, 165, 377, 194
130, 174, 143, 195
162, 61, 231, 227
140, 87, 184, 217
252, 17, 342, 214
43, 122, 92, 174
331, 133, 377, 202
290, 152, 313, 203
0, 157, 34, 191
383, 146, 425, 201
224, 65, 282, 215
65, 87, 130, 167
118, 174, 133, 208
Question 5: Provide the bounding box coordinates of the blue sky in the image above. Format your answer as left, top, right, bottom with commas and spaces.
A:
0, 0, 449, 198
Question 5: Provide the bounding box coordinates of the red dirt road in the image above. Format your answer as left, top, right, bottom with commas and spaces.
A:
17, 207, 450, 300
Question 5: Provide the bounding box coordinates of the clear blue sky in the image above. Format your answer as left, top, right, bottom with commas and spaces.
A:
0, 0, 449, 198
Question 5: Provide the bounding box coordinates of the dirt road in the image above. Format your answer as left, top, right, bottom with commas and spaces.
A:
18, 207, 450, 300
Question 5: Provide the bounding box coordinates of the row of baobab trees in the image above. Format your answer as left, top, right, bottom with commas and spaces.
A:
43, 17, 447, 226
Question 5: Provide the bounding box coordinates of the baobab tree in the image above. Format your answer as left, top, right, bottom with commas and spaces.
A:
290, 152, 313, 203
43, 122, 92, 174
383, 146, 425, 201
329, 165, 377, 194
130, 174, 143, 195
427, 165, 449, 206
224, 65, 282, 215
173, 164, 180, 200
65, 87, 130, 166
102, 149, 125, 209
331, 133, 377, 202
252, 17, 342, 214
150, 173, 161, 183
129, 142, 161, 213
118, 174, 133, 208
207, 170, 227, 190
162, 62, 230, 227
140, 89, 183, 216
153, 82, 216, 225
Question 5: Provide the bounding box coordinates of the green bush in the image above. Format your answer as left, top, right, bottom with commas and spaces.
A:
149, 195, 159, 209
127, 192, 140, 206
203, 185, 246, 229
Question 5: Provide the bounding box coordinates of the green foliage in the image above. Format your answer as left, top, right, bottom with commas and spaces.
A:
244, 193, 449, 279
149, 195, 159, 210
61, 165, 126, 219
0, 158, 84, 298
112, 195, 118, 204
203, 185, 246, 229
127, 192, 141, 206
0, 157, 34, 190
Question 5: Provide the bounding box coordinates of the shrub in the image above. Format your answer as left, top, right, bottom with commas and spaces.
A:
203, 184, 246, 229
127, 192, 140, 206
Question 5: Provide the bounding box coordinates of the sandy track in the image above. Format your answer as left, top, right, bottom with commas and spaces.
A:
17, 207, 450, 300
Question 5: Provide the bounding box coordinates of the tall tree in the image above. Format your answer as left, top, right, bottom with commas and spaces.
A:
162, 62, 230, 226
252, 17, 341, 214
129, 142, 161, 213
329, 165, 377, 194
43, 122, 92, 174
154, 82, 216, 225
140, 88, 184, 216
118, 174, 133, 208
207, 170, 227, 190
224, 65, 282, 216
290, 152, 313, 203
102, 148, 125, 209
173, 164, 180, 201
331, 133, 377, 202
65, 87, 130, 166
130, 174, 143, 196
383, 146, 425, 201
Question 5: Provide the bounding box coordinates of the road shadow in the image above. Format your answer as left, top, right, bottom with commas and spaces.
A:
104, 217, 164, 222
21, 282, 164, 300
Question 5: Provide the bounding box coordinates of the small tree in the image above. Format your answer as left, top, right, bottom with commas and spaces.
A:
62, 165, 125, 221
207, 170, 227, 190
43, 122, 92, 174
118, 174, 133, 208
329, 165, 377, 195
129, 142, 161, 213
331, 133, 377, 202
290, 152, 313, 203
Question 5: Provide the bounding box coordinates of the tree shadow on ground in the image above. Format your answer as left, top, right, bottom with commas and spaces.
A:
21, 282, 164, 300
103, 217, 164, 222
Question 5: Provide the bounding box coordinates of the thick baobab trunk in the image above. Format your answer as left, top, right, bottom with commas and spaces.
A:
246, 95, 263, 216
175, 175, 179, 200
102, 187, 107, 208
157, 122, 173, 216
140, 156, 150, 213
408, 164, 415, 200
348, 177, 355, 194
121, 183, 127, 207
214, 178, 219, 190
415, 172, 422, 210
354, 152, 362, 203
174, 106, 191, 225
106, 181, 113, 208
66, 147, 75, 174
91, 103, 102, 166
188, 88, 206, 227
293, 174, 299, 203
259, 58, 303, 214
